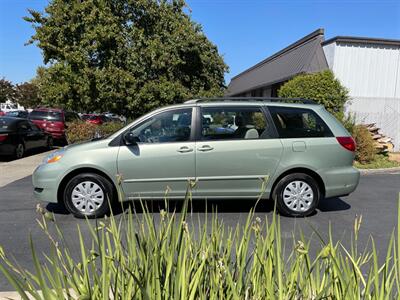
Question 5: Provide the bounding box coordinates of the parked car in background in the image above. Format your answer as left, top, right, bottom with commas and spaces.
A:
6, 110, 29, 118
103, 112, 127, 123
33, 97, 360, 218
0, 110, 5, 116
29, 108, 80, 142
85, 114, 111, 125
0, 102, 21, 113
0, 117, 53, 159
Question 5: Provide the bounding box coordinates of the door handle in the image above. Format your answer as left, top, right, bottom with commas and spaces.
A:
177, 146, 193, 153
197, 145, 214, 152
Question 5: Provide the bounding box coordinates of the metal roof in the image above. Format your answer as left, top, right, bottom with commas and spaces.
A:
322, 36, 400, 47
226, 29, 329, 96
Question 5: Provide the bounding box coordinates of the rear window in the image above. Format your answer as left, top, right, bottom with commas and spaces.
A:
29, 111, 63, 122
268, 106, 333, 138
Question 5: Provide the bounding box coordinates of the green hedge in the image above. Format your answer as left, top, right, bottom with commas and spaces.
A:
66, 121, 124, 144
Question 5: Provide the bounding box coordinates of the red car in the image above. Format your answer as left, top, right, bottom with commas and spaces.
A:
29, 108, 80, 142
0, 110, 5, 116
84, 114, 111, 125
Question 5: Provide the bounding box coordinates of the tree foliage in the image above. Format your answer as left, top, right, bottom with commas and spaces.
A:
25, 0, 228, 117
15, 82, 40, 108
0, 78, 41, 108
0, 78, 16, 103
278, 70, 349, 117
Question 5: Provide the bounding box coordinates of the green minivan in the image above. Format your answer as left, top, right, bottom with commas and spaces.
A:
33, 98, 360, 218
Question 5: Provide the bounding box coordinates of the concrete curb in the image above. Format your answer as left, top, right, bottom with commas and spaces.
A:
358, 166, 400, 175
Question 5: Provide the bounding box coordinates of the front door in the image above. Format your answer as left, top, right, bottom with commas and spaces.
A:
194, 106, 283, 198
117, 108, 195, 199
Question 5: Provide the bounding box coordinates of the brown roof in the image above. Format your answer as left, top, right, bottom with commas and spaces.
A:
226, 29, 329, 96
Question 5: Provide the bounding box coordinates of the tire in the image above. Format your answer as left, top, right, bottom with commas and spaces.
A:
63, 173, 114, 218
272, 173, 320, 217
14, 143, 25, 159
47, 136, 54, 149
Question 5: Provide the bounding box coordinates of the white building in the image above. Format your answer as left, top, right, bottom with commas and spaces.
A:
227, 29, 400, 150
322, 36, 400, 150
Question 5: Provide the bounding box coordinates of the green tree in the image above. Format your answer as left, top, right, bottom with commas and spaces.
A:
0, 78, 16, 103
278, 70, 349, 118
15, 81, 41, 108
25, 0, 228, 117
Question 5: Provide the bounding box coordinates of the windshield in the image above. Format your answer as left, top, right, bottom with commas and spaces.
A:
29, 111, 63, 121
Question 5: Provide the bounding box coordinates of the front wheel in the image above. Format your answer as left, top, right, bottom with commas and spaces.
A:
273, 173, 320, 217
63, 173, 114, 218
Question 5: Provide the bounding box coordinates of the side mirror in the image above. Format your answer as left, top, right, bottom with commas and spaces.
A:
123, 131, 140, 145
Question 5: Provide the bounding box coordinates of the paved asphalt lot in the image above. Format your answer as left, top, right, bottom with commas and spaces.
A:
0, 173, 399, 291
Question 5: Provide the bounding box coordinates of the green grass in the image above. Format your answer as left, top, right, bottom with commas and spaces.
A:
355, 154, 400, 169
1, 190, 400, 299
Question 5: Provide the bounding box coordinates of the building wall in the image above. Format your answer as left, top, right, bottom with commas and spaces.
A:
323, 42, 400, 150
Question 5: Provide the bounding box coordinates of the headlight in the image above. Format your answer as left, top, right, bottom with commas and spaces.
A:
44, 149, 65, 164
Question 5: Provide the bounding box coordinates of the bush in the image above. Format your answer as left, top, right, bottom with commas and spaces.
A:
66, 121, 124, 144
353, 125, 376, 164
278, 70, 349, 118
2, 189, 400, 299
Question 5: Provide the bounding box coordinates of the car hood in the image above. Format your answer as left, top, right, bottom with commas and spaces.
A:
64, 138, 113, 152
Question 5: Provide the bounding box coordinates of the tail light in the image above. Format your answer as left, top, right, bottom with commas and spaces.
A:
336, 136, 356, 152
0, 134, 8, 142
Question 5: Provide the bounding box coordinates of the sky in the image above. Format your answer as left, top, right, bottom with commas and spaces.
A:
0, 0, 399, 85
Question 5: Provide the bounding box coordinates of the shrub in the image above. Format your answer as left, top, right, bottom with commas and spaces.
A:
66, 121, 124, 144
1, 189, 400, 299
278, 70, 349, 118
353, 125, 376, 163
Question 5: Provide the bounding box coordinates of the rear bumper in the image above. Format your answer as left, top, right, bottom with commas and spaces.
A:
320, 166, 360, 198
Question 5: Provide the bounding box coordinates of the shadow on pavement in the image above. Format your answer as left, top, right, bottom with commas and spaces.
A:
45, 196, 351, 217
46, 202, 70, 215
318, 197, 351, 212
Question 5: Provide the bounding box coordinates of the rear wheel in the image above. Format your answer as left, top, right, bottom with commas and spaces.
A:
63, 173, 114, 218
273, 173, 320, 217
15, 143, 25, 159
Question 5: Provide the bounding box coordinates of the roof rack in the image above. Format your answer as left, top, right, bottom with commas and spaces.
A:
185, 97, 317, 105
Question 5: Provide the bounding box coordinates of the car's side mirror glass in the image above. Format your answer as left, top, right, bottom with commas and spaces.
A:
123, 131, 140, 145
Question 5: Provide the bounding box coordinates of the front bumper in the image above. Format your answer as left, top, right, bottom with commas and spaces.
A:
32, 163, 64, 203
321, 166, 360, 198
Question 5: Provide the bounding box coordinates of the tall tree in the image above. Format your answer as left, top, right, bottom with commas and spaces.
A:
15, 81, 41, 108
0, 78, 16, 103
25, 0, 228, 116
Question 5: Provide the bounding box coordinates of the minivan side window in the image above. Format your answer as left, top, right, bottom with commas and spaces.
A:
268, 106, 333, 138
129, 108, 192, 143
201, 107, 270, 140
